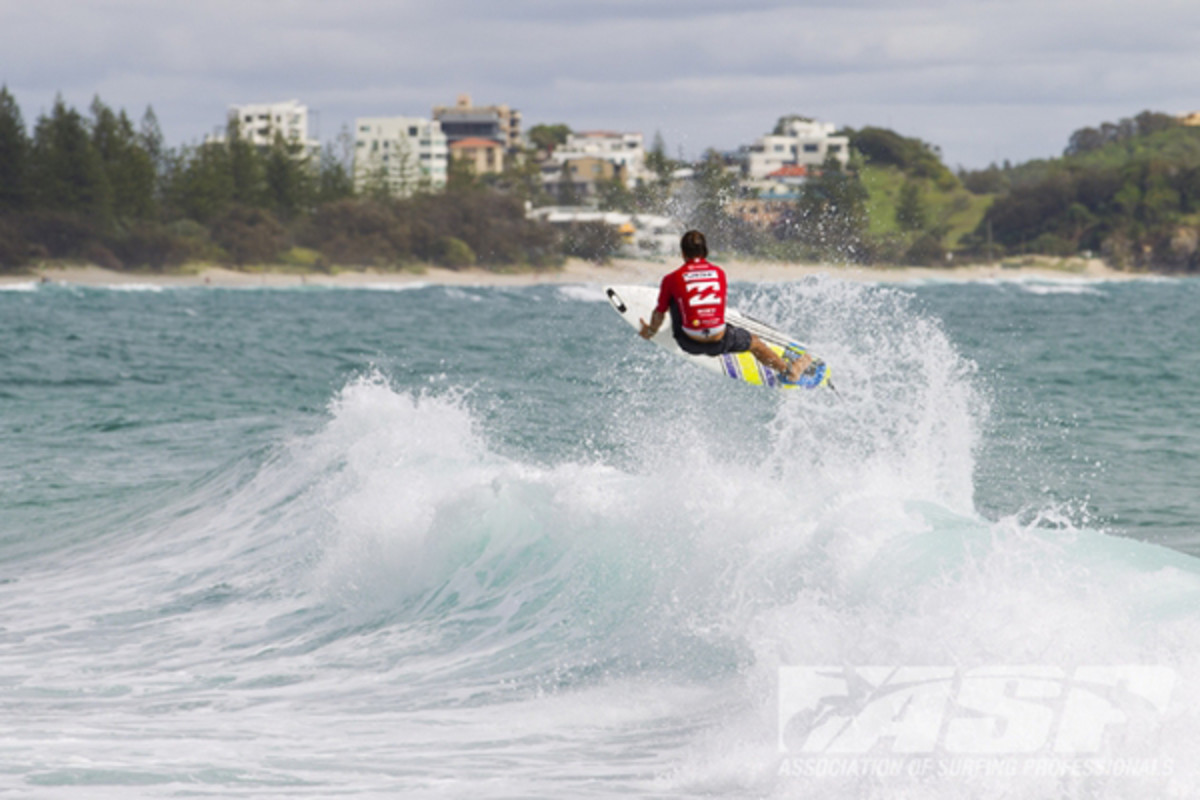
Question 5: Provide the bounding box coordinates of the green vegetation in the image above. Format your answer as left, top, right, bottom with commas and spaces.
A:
847, 126, 957, 189
789, 115, 1200, 271
527, 123, 571, 154
4, 86, 1198, 274
0, 88, 562, 274
857, 164, 993, 264
959, 111, 1200, 271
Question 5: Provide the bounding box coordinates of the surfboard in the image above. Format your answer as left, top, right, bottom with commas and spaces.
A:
605, 284, 830, 390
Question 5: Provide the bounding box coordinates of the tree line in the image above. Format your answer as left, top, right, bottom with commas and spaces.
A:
717, 110, 1200, 272
0, 88, 563, 272
6, 88, 1195, 273
959, 111, 1200, 271
0, 93, 960, 272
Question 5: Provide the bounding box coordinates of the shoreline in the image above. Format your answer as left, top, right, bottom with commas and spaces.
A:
0, 256, 1154, 289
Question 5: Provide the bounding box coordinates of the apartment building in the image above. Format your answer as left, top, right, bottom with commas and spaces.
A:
744, 117, 849, 179
353, 117, 448, 195
449, 137, 506, 176
433, 94, 522, 152
550, 131, 647, 189
549, 155, 630, 200
224, 100, 320, 154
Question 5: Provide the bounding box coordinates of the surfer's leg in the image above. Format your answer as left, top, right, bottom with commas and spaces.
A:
748, 337, 787, 373
749, 337, 812, 381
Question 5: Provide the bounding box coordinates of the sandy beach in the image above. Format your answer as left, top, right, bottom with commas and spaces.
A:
0, 255, 1141, 289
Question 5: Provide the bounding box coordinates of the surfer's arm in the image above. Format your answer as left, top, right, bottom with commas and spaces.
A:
639, 310, 665, 339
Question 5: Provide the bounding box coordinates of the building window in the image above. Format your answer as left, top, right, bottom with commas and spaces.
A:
804, 143, 819, 153
409, 126, 418, 137
828, 144, 842, 153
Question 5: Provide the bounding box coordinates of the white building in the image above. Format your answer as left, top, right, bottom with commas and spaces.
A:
744, 117, 849, 179
353, 117, 449, 196
527, 206, 680, 256
224, 100, 319, 154
550, 131, 648, 188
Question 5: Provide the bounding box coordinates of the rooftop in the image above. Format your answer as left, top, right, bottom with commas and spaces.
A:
767, 165, 810, 178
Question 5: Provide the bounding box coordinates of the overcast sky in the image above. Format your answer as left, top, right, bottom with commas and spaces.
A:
4, 0, 1200, 169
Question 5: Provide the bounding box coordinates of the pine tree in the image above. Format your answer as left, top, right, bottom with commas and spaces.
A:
556, 161, 581, 206
138, 107, 164, 167
646, 131, 671, 180
315, 140, 354, 205
226, 119, 265, 207
172, 142, 235, 223
139, 106, 168, 203
30, 96, 112, 219
90, 97, 155, 221
691, 149, 738, 235
895, 180, 928, 231
0, 85, 31, 213
264, 134, 314, 220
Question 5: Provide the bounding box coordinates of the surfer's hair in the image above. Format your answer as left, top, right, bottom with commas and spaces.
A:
681, 230, 708, 260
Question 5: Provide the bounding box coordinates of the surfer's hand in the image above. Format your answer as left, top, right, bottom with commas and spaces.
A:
639, 319, 657, 339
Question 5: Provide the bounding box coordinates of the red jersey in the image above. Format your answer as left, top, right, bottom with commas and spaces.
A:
654, 257, 729, 338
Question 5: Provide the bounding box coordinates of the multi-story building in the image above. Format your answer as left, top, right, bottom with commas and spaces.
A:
353, 117, 448, 196
433, 94, 522, 152
550, 131, 647, 189
732, 163, 824, 231
550, 155, 629, 201
223, 100, 320, 154
449, 137, 506, 176
743, 117, 849, 179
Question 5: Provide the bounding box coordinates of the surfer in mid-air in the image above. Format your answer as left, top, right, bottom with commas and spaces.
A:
639, 230, 812, 382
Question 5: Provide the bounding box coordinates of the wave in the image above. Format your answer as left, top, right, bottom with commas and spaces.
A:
278, 366, 1200, 796
6, 276, 1199, 795
1017, 283, 1107, 296
556, 284, 609, 303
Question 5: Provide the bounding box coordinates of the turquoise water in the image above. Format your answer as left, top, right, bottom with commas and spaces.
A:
2, 275, 1199, 797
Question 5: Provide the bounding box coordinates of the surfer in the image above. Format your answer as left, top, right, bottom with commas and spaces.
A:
639, 230, 812, 382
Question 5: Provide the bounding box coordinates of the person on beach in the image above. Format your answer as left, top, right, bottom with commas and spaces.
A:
639, 230, 811, 381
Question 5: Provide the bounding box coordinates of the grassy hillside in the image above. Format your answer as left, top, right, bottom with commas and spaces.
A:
860, 165, 994, 250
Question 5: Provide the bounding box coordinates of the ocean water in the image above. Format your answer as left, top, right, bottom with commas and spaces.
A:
1, 273, 1199, 798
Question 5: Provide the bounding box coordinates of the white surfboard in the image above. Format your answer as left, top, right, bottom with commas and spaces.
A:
605, 284, 830, 390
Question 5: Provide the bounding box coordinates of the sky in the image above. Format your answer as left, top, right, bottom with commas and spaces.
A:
3, 0, 1200, 169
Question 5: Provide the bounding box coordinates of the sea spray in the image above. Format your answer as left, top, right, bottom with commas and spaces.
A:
3, 279, 1200, 797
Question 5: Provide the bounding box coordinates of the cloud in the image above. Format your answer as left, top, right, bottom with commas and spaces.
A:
3, 0, 1200, 166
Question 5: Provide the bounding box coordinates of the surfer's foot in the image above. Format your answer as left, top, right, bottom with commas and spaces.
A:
784, 353, 813, 382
